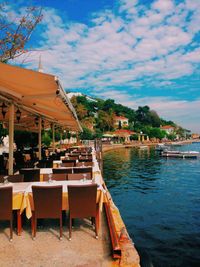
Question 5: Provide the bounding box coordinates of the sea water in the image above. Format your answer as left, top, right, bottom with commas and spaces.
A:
103, 142, 200, 267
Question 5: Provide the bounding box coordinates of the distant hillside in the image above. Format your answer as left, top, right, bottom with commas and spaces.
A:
69, 94, 188, 140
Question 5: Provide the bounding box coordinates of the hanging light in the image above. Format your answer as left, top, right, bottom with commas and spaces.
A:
16, 108, 21, 123
1, 102, 7, 119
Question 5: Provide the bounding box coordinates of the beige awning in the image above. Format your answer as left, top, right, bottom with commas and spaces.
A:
0, 62, 82, 132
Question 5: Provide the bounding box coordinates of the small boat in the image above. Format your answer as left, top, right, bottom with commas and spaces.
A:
161, 150, 199, 159
155, 144, 169, 152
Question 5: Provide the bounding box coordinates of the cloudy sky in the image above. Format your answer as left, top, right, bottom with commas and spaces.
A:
7, 0, 200, 132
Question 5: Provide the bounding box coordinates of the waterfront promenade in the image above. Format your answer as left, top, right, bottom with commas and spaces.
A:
102, 139, 198, 153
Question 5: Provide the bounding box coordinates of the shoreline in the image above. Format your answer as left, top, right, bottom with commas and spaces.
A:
102, 139, 199, 153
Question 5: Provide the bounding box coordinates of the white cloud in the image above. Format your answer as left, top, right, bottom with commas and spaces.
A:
20, 2, 198, 90
11, 0, 200, 132
152, 0, 174, 13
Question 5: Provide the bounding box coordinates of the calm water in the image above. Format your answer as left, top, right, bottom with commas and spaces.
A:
103, 143, 200, 267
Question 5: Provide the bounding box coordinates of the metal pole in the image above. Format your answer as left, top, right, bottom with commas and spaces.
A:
8, 103, 14, 175
38, 117, 42, 160
52, 123, 55, 152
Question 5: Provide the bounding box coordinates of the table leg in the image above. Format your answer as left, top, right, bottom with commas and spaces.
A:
17, 210, 22, 236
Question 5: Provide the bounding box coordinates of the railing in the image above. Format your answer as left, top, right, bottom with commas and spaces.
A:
94, 139, 103, 173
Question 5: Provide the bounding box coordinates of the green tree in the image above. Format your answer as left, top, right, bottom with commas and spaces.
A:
96, 110, 114, 131
130, 134, 138, 140
149, 110, 161, 127
42, 131, 51, 147
102, 99, 115, 112
135, 106, 150, 125
93, 128, 103, 138
143, 126, 166, 140
79, 126, 93, 140
167, 133, 176, 141
76, 103, 88, 120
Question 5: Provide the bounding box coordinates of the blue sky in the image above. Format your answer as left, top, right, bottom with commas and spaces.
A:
5, 0, 200, 132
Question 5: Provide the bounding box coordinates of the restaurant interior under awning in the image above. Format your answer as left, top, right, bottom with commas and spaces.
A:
0, 62, 82, 174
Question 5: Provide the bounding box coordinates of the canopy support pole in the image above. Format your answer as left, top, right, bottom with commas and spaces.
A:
52, 123, 55, 152
8, 103, 14, 175
60, 131, 63, 147
38, 117, 42, 160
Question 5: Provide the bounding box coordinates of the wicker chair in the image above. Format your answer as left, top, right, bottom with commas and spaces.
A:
0, 174, 24, 183
73, 167, 92, 178
67, 172, 92, 180
79, 157, 92, 162
31, 185, 63, 240
43, 173, 67, 181
76, 162, 93, 167
68, 184, 99, 240
0, 187, 13, 241
52, 168, 73, 174
61, 162, 75, 167
37, 159, 53, 168
7, 174, 24, 183
19, 168, 40, 182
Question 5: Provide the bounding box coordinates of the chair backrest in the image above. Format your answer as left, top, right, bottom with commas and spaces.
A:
52, 168, 73, 174
62, 159, 76, 164
32, 185, 62, 218
37, 160, 46, 168
61, 162, 75, 167
73, 167, 92, 177
0, 186, 13, 220
68, 184, 97, 218
68, 156, 79, 160
76, 162, 93, 167
37, 160, 53, 168
43, 173, 67, 181
19, 168, 40, 182
70, 153, 81, 156
67, 172, 92, 180
79, 156, 92, 161
8, 174, 24, 183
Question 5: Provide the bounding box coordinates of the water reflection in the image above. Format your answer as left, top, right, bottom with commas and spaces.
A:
103, 143, 200, 267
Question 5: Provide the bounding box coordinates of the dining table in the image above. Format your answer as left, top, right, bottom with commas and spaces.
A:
0, 173, 106, 236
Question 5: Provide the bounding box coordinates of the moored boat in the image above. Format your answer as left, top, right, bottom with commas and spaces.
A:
161, 150, 199, 158
155, 143, 169, 152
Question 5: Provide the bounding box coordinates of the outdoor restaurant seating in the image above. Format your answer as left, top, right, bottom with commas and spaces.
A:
7, 174, 24, 183
68, 184, 99, 240
68, 155, 79, 160
19, 168, 40, 182
0, 174, 24, 183
61, 162, 75, 167
37, 159, 53, 168
73, 167, 93, 177
67, 173, 92, 180
43, 173, 67, 181
0, 187, 13, 241
79, 156, 92, 162
76, 162, 93, 167
31, 185, 63, 240
52, 168, 73, 174
62, 159, 76, 164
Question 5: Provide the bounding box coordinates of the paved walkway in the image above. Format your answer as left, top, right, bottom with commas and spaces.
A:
0, 211, 113, 267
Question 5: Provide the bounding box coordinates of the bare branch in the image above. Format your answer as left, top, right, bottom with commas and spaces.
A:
0, 3, 43, 62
